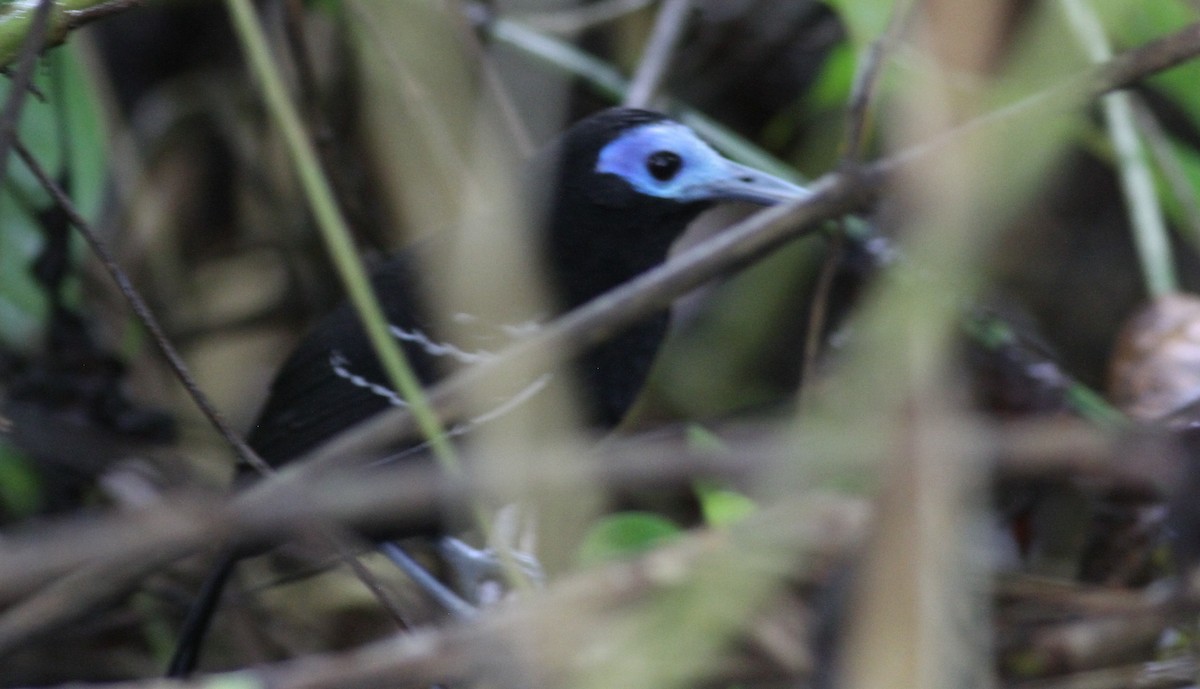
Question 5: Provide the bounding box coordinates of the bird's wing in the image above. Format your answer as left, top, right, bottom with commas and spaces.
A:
246, 254, 445, 466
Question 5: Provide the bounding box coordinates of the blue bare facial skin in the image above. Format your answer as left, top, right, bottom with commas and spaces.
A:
595, 121, 808, 206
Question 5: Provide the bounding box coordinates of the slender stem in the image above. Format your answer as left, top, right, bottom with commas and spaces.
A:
1133, 98, 1200, 245
488, 16, 803, 181
62, 0, 142, 30
624, 0, 691, 108
13, 139, 273, 476
0, 0, 52, 181
445, 1, 534, 156
1062, 0, 1177, 296
516, 0, 656, 34
222, 0, 460, 473
799, 229, 843, 403
841, 0, 916, 163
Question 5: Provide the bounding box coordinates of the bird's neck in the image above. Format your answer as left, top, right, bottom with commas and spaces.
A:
542, 203, 703, 311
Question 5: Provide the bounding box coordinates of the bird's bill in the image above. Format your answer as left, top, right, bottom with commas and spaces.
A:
691, 159, 810, 206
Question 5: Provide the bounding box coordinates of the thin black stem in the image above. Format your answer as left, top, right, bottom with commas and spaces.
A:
12, 138, 274, 477
14, 140, 415, 653
799, 229, 844, 401
0, 0, 53, 182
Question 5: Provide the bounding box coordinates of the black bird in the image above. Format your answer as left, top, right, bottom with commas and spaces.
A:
168, 107, 806, 674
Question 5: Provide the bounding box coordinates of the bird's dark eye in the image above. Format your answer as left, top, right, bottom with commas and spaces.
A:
646, 150, 683, 181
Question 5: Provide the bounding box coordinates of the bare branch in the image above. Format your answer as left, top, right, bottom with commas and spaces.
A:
624, 0, 692, 108
12, 139, 272, 476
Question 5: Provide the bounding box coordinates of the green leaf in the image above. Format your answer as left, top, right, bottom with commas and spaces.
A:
808, 40, 858, 113
685, 424, 729, 454
0, 440, 42, 518
685, 428, 757, 526
577, 512, 682, 566
695, 481, 757, 527
0, 42, 107, 351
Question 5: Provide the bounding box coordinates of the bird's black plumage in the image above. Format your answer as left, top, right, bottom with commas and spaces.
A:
245, 251, 438, 465
248, 108, 759, 461
168, 107, 806, 675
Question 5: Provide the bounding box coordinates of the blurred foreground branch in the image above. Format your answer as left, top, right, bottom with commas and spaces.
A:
14, 493, 869, 689
0, 416, 1168, 620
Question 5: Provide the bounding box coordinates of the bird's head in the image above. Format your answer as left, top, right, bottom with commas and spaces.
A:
530, 107, 809, 307
546, 108, 807, 219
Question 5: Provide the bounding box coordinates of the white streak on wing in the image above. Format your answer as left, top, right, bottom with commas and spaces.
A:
389, 324, 496, 364
329, 351, 408, 407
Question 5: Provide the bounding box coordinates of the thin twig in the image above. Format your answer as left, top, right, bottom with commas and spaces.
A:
624, 0, 691, 108
799, 229, 844, 398
229, 0, 462, 475
11, 139, 271, 475
0, 0, 53, 178
487, 16, 802, 180
315, 523, 415, 631
1132, 97, 1200, 245
277, 0, 382, 248
446, 1, 534, 156
841, 0, 916, 163
515, 0, 656, 35
62, 0, 143, 31
1062, 0, 1177, 297
799, 0, 912, 407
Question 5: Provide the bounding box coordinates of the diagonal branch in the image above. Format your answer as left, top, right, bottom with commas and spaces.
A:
291, 19, 1200, 480
13, 140, 269, 473
623, 0, 692, 108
